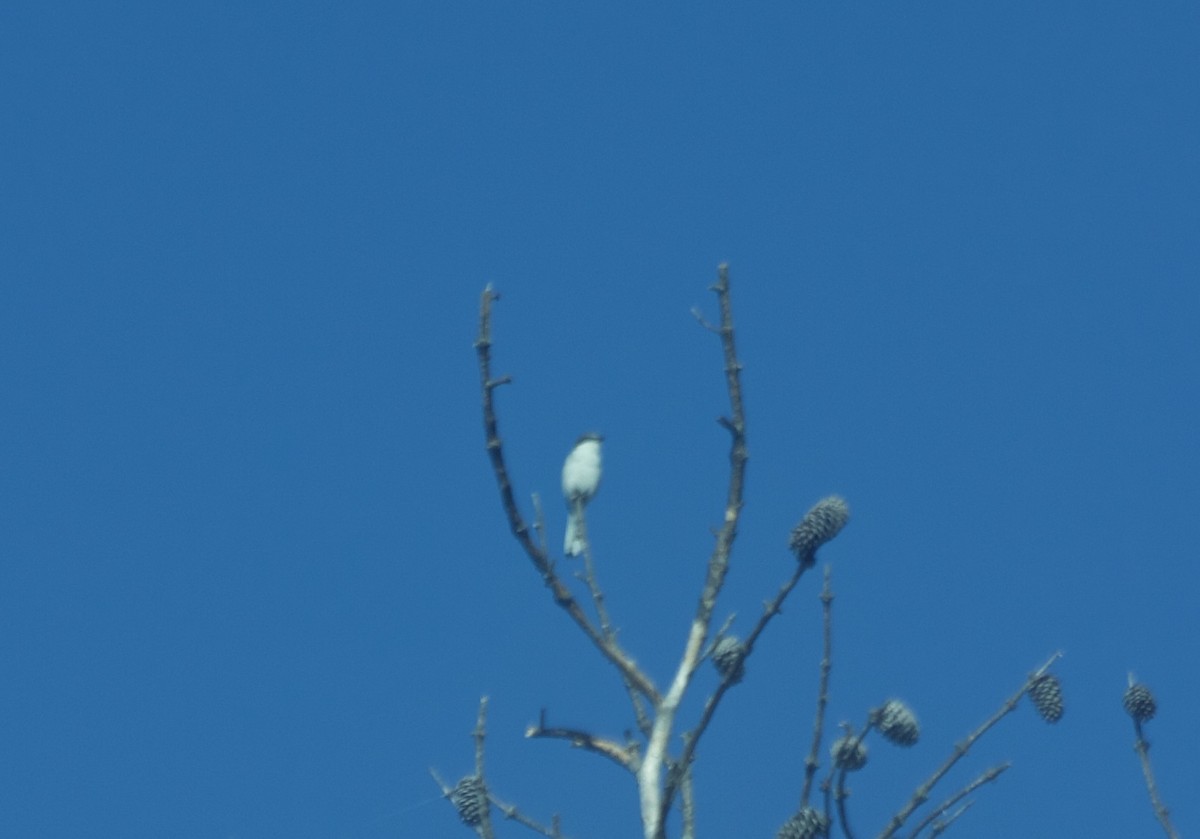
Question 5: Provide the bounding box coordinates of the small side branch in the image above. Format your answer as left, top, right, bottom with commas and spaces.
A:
493, 795, 569, 839
877, 652, 1063, 839
472, 696, 490, 776
430, 697, 497, 839
526, 709, 640, 773
433, 699, 572, 839
475, 285, 659, 705
927, 802, 973, 838
575, 512, 653, 738
907, 763, 1009, 839
472, 698, 497, 839
668, 552, 814, 812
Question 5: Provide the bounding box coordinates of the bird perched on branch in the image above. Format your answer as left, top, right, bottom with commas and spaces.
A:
562, 433, 603, 556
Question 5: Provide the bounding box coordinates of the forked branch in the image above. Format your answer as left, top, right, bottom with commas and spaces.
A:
907, 762, 1009, 839
877, 652, 1063, 838
475, 285, 659, 704
432, 698, 571, 839
644, 264, 750, 837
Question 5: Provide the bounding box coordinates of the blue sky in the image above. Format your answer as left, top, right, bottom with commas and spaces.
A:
2, 3, 1197, 837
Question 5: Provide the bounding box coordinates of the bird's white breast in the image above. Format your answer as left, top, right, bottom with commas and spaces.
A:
562, 439, 602, 500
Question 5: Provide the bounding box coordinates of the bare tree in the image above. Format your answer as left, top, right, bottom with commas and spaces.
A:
432, 265, 1170, 839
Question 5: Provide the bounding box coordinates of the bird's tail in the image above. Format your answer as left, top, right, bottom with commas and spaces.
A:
564, 509, 584, 556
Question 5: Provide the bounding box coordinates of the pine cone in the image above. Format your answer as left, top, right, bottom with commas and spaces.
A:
830, 735, 868, 771
776, 807, 830, 839
874, 699, 920, 747
1029, 674, 1064, 723
711, 636, 747, 684
450, 775, 487, 826
789, 496, 850, 566
1123, 683, 1157, 722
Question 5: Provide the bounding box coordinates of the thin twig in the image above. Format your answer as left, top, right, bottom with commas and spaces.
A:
690, 306, 720, 333
434, 701, 573, 839
531, 492, 550, 557
646, 265, 750, 838
927, 801, 973, 837
823, 717, 870, 826
877, 652, 1063, 839
574, 503, 653, 739
475, 284, 659, 704
703, 613, 738, 658
429, 767, 454, 797
473, 697, 489, 776
801, 566, 835, 807
827, 716, 873, 839
907, 763, 1009, 839
492, 793, 570, 839
472, 697, 497, 839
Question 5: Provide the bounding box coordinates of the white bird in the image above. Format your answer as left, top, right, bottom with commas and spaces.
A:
562, 433, 603, 556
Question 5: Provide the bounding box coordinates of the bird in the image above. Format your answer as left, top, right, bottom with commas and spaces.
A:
562, 433, 603, 556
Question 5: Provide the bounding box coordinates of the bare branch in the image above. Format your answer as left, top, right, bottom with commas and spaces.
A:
492, 794, 571, 839
573, 504, 653, 738
669, 553, 813, 812
475, 285, 660, 704
643, 264, 750, 838
823, 715, 873, 839
927, 801, 973, 838
531, 492, 549, 556
525, 709, 640, 773
700, 262, 750, 612
473, 696, 489, 777
907, 763, 1009, 839
1126, 676, 1179, 839
1132, 722, 1179, 839
877, 652, 1063, 839
679, 762, 697, 839
835, 763, 860, 839
704, 613, 738, 657
801, 566, 835, 807
429, 698, 496, 838
690, 305, 720, 333
672, 503, 845, 813
435, 700, 575, 839
473, 698, 497, 839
